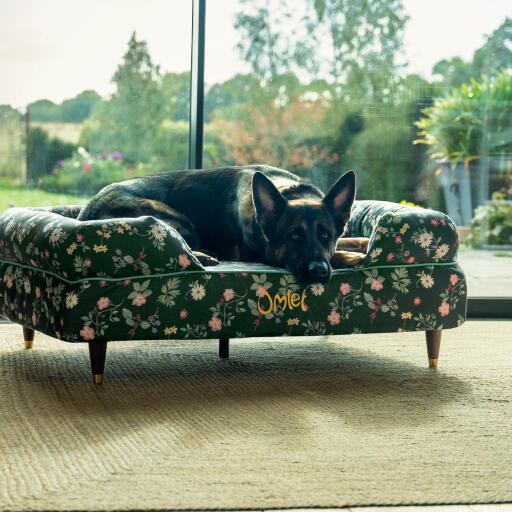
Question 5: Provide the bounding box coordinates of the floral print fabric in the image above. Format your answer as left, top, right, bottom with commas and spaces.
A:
0, 206, 203, 281
0, 201, 466, 343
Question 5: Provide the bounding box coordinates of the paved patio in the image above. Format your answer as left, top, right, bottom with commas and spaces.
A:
457, 248, 512, 296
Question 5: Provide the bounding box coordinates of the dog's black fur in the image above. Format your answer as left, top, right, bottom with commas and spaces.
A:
78, 165, 368, 284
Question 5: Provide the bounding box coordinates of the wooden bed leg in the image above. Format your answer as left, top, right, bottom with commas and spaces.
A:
88, 341, 107, 384
23, 327, 35, 349
219, 338, 229, 359
426, 330, 442, 368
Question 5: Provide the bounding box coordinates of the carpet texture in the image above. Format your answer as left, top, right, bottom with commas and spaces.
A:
0, 322, 511, 511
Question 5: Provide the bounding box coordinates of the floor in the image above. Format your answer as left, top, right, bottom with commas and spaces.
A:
223, 507, 512, 511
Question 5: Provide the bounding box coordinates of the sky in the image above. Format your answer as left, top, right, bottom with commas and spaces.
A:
0, 0, 511, 109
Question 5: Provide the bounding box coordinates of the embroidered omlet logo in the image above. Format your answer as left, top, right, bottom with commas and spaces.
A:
257, 289, 307, 315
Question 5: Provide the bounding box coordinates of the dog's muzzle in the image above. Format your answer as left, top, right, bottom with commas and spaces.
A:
308, 261, 329, 280
295, 260, 331, 284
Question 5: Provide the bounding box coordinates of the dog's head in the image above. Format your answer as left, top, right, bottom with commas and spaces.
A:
252, 170, 356, 285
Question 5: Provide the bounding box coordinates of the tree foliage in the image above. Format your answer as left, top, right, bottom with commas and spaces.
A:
235, 0, 408, 103
433, 17, 512, 89
28, 91, 101, 122
87, 31, 165, 161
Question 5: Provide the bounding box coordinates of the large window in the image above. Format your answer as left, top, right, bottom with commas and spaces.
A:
0, 0, 192, 206
203, 0, 512, 299
1, 0, 511, 304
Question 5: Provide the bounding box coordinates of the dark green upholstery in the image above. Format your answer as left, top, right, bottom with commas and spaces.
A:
0, 201, 466, 343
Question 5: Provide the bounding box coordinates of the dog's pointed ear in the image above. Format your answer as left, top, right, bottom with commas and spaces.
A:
252, 171, 287, 237
322, 170, 356, 233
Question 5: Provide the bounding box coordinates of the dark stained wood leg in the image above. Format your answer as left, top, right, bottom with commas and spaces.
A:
219, 338, 229, 359
88, 342, 107, 384
23, 327, 35, 349
426, 330, 442, 368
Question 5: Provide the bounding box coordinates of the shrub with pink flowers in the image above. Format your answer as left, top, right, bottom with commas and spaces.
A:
40, 146, 167, 195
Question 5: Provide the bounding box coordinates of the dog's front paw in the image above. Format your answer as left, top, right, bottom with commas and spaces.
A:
192, 251, 220, 266
331, 250, 365, 269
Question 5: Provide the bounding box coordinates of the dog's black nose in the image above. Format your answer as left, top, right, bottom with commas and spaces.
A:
308, 261, 329, 280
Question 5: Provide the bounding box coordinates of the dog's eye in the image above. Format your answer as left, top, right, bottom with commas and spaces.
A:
317, 228, 330, 242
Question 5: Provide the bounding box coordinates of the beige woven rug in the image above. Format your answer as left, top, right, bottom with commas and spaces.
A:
0, 321, 511, 511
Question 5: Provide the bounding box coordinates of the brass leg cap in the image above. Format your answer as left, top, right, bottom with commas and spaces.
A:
429, 358, 438, 367
24, 339, 34, 349
93, 374, 103, 385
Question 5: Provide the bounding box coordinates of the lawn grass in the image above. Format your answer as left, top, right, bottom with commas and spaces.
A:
0, 178, 89, 212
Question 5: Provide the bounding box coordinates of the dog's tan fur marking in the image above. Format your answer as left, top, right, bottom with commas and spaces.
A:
330, 250, 365, 268
336, 237, 370, 253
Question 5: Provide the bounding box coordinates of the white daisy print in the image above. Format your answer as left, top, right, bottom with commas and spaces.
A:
418, 231, 433, 249
49, 227, 66, 246
310, 283, 325, 296
190, 283, 206, 300
419, 271, 434, 288
65, 292, 79, 309
150, 224, 167, 242
434, 243, 449, 260
370, 247, 382, 260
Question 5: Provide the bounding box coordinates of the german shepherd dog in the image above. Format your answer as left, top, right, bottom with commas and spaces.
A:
77, 165, 369, 284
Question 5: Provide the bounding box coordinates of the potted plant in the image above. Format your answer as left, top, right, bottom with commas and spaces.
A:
414, 71, 512, 225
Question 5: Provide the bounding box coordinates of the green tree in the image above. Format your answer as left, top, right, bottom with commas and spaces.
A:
473, 17, 512, 75
28, 99, 59, 122
235, 0, 408, 103
432, 57, 475, 90
92, 31, 165, 161
304, 0, 408, 103
235, 1, 292, 83
161, 72, 190, 122
432, 18, 512, 90
59, 90, 101, 122
26, 127, 76, 184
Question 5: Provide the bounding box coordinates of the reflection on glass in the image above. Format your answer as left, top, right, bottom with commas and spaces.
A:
204, 1, 512, 297
0, 1, 192, 208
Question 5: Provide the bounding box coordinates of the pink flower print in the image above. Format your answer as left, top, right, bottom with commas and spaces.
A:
32, 312, 37, 327
407, 256, 415, 264
85, 258, 91, 267
100, 280, 106, 287
180, 309, 188, 319
450, 274, 459, 286
97, 297, 109, 310
431, 218, 439, 226
327, 310, 341, 326
132, 293, 147, 306
256, 285, 267, 297
441, 218, 446, 226
123, 279, 131, 286
80, 325, 95, 340
35, 287, 41, 299
340, 282, 351, 295
394, 235, 402, 244
386, 252, 394, 262
6, 277, 13, 289
438, 301, 450, 317
178, 254, 191, 268
414, 297, 421, 306
208, 316, 222, 332
241, 272, 248, 277
371, 278, 383, 291
223, 288, 235, 301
